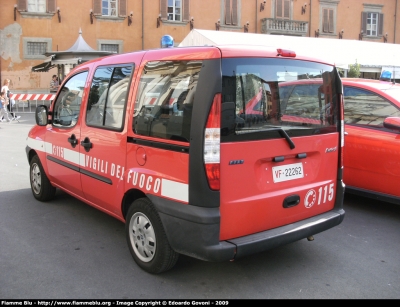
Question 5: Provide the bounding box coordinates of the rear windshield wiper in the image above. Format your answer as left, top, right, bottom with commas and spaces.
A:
236, 127, 296, 149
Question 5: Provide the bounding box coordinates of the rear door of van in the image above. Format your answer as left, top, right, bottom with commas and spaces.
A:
218, 55, 343, 241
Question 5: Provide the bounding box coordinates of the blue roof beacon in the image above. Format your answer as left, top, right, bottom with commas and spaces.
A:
161, 35, 174, 48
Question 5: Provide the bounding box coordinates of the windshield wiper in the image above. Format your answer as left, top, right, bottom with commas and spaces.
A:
236, 126, 296, 149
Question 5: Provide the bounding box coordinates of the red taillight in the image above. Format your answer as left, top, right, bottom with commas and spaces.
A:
277, 48, 296, 57
204, 94, 221, 190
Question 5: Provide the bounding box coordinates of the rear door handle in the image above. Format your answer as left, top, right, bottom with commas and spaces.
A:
80, 137, 93, 152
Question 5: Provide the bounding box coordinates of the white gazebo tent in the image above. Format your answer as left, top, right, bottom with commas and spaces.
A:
179, 29, 400, 79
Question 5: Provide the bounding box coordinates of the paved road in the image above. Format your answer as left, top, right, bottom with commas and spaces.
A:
1, 114, 399, 299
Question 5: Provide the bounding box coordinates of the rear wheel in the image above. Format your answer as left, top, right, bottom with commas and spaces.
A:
30, 155, 56, 201
125, 198, 178, 274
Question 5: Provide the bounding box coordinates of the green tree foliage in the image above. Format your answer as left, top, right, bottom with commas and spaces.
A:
347, 61, 361, 78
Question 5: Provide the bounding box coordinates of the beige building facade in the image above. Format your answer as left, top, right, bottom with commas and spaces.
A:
0, 0, 399, 92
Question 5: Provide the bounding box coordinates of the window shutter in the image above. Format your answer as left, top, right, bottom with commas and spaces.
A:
183, 0, 190, 22
225, 0, 232, 25
231, 0, 238, 25
378, 13, 384, 36
328, 9, 334, 33
119, 0, 127, 16
160, 0, 167, 20
17, 0, 27, 11
93, 0, 102, 15
323, 9, 328, 32
47, 0, 56, 13
361, 12, 367, 33
283, 0, 290, 19
276, 0, 283, 18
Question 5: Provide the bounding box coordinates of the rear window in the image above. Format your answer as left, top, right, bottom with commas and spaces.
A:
221, 58, 340, 142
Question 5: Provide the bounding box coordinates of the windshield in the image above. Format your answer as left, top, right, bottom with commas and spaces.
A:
221, 58, 341, 142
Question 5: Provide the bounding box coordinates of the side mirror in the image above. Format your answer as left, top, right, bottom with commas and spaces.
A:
383, 117, 400, 132
35, 105, 49, 126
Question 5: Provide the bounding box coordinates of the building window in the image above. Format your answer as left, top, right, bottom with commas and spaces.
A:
98, 39, 123, 53
102, 0, 117, 16
27, 42, 47, 55
362, 12, 384, 37
224, 0, 238, 25
27, 0, 46, 12
319, 1, 339, 36
322, 8, 334, 33
93, 0, 127, 18
361, 4, 384, 37
367, 13, 378, 36
160, 0, 189, 23
168, 0, 181, 21
101, 44, 119, 53
276, 0, 290, 19
23, 37, 52, 59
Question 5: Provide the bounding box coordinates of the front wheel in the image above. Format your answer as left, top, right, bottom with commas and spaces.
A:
30, 155, 56, 201
125, 198, 178, 274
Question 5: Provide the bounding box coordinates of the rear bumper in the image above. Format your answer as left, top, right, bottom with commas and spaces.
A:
229, 209, 345, 259
148, 194, 345, 262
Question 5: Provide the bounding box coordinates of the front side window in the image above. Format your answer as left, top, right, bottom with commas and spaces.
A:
86, 65, 133, 130
53, 71, 88, 128
27, 0, 46, 12
221, 58, 340, 142
344, 86, 400, 127
133, 60, 202, 142
102, 0, 117, 16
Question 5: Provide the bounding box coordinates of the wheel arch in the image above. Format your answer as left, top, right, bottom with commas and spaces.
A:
122, 188, 147, 220
27, 148, 38, 163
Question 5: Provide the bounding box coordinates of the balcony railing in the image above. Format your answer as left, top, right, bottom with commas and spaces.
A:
261, 18, 308, 36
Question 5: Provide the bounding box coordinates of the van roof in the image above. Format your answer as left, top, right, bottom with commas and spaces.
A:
71, 45, 335, 74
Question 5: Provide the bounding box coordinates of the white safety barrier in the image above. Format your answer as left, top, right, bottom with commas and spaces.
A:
10, 93, 56, 113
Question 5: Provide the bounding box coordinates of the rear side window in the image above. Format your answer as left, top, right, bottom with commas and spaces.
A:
344, 86, 400, 127
133, 60, 202, 142
221, 58, 340, 142
86, 65, 133, 130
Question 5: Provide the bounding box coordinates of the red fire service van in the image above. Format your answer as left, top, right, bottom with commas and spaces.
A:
27, 45, 345, 273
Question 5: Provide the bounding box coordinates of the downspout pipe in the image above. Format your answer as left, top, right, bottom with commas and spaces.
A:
255, 0, 257, 33
142, 0, 144, 50
395, 0, 398, 44
309, 0, 312, 37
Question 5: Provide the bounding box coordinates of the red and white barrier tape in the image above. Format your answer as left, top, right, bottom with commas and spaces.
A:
10, 93, 56, 101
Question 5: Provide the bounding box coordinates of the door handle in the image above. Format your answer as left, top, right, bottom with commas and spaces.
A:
80, 137, 93, 152
68, 134, 78, 148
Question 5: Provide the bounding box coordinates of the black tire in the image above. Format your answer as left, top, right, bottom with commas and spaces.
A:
30, 155, 56, 202
125, 198, 179, 274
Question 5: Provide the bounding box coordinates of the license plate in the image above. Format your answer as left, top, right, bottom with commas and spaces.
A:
272, 162, 304, 183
